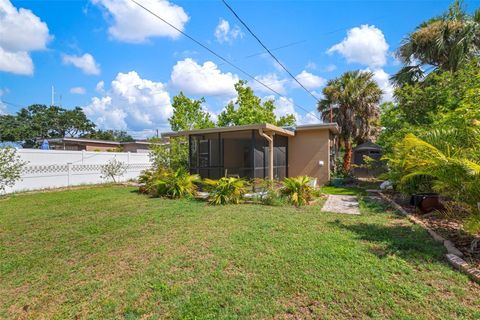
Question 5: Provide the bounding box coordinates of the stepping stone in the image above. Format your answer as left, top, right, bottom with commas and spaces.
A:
321, 195, 360, 215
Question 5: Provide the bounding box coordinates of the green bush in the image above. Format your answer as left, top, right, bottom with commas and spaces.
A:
203, 177, 248, 205
139, 168, 200, 199
281, 176, 314, 207
251, 178, 285, 206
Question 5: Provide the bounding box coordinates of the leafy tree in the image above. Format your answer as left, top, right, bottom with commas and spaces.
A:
168, 92, 215, 131
392, 0, 480, 85
217, 81, 296, 127
82, 130, 134, 142
0, 148, 27, 194
379, 60, 480, 152
149, 137, 188, 172
318, 70, 382, 171
0, 105, 95, 146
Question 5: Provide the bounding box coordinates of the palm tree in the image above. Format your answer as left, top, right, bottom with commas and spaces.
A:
392, 0, 480, 86
318, 70, 383, 172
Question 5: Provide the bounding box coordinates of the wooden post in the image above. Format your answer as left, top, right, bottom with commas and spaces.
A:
258, 129, 274, 180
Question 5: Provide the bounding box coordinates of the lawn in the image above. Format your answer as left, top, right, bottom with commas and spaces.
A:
1, 186, 479, 319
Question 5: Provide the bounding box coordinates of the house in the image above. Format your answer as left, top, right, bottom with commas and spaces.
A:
43, 137, 156, 153
162, 123, 339, 185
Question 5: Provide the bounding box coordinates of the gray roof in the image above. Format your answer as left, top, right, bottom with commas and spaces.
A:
354, 141, 383, 151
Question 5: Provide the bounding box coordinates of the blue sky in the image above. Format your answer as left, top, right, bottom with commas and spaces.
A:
1, 0, 478, 137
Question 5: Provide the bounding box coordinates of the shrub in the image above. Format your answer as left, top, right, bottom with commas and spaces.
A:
281, 176, 314, 207
154, 168, 200, 199
0, 147, 26, 194
251, 178, 285, 206
100, 158, 127, 183
204, 177, 247, 205
138, 167, 171, 195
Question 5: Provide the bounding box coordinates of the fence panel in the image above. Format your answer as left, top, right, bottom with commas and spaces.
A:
4, 149, 152, 194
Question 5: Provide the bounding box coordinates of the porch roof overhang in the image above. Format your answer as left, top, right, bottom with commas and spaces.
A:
161, 123, 295, 138
295, 123, 340, 135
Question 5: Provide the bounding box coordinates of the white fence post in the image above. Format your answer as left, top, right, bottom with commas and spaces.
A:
67, 163, 72, 187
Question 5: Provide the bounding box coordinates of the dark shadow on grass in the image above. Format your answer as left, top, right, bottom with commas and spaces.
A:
329, 220, 446, 263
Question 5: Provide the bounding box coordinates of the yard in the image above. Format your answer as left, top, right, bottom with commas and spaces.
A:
1, 186, 479, 319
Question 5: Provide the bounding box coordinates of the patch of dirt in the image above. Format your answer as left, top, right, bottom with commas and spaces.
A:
385, 192, 480, 269
275, 294, 327, 320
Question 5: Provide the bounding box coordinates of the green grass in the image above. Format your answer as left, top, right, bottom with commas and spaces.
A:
1, 186, 479, 319
320, 185, 365, 196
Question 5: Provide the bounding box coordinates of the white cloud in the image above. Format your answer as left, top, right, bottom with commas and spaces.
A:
305, 61, 317, 70
170, 58, 239, 97
62, 53, 101, 75
266, 95, 321, 125
364, 68, 394, 103
92, 0, 189, 43
83, 71, 172, 131
324, 64, 337, 72
328, 25, 389, 68
70, 87, 86, 95
95, 80, 105, 93
251, 73, 288, 95
214, 18, 243, 43
0, 0, 51, 75
0, 103, 6, 115
294, 70, 326, 90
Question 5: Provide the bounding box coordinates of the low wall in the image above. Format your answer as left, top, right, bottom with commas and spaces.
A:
4, 149, 152, 194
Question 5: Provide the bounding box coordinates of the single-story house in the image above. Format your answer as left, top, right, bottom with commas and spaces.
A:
43, 137, 156, 153
162, 123, 339, 185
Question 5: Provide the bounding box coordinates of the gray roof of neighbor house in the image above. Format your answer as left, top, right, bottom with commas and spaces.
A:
354, 141, 383, 151
161, 123, 339, 138
43, 137, 159, 146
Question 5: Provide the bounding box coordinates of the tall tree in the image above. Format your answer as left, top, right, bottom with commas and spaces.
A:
318, 71, 382, 171
168, 92, 215, 131
82, 130, 134, 142
217, 81, 296, 127
0, 105, 95, 146
392, 0, 480, 86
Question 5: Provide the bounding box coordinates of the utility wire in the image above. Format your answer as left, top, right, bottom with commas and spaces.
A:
128, 0, 321, 121
222, 0, 320, 103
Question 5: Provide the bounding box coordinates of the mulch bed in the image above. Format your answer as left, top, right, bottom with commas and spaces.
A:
385, 192, 480, 269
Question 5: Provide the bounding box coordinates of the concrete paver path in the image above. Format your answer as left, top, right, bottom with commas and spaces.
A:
321, 195, 360, 215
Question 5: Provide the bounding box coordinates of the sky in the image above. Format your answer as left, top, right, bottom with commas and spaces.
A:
1, 0, 479, 138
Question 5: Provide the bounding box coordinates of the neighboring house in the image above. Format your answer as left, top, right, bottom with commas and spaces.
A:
162, 123, 339, 185
43, 138, 156, 153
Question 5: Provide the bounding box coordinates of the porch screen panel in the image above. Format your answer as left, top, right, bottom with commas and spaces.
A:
189, 133, 222, 179
273, 135, 288, 180
221, 130, 254, 179
253, 131, 266, 178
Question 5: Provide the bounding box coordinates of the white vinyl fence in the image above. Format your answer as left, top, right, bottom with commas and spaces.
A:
4, 149, 152, 194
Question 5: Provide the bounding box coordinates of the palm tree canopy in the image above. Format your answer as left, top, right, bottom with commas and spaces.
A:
392, 0, 480, 86
318, 70, 383, 144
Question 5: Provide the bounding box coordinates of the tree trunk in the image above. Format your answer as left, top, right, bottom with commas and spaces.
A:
343, 140, 353, 172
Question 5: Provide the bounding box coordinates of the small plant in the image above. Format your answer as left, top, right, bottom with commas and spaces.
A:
252, 178, 285, 206
204, 177, 247, 205
0, 147, 27, 194
100, 158, 127, 183
154, 168, 200, 199
281, 176, 314, 207
138, 167, 171, 195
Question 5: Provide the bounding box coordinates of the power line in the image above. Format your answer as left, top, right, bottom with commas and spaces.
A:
128, 0, 321, 121
222, 0, 320, 103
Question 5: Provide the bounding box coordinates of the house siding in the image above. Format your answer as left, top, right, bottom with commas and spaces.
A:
288, 129, 331, 185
